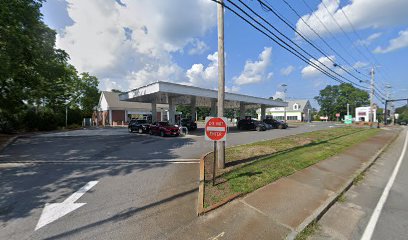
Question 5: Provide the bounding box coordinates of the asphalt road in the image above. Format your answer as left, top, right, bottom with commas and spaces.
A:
0, 122, 338, 240
310, 126, 408, 240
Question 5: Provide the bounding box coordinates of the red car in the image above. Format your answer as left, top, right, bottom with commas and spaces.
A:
149, 121, 180, 137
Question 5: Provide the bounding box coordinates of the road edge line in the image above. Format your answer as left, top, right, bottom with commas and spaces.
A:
285, 128, 402, 240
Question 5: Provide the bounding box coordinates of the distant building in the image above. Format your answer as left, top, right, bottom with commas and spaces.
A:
355, 106, 377, 122
94, 91, 169, 126
257, 99, 313, 122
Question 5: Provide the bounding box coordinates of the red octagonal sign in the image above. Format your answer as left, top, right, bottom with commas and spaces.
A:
205, 117, 227, 141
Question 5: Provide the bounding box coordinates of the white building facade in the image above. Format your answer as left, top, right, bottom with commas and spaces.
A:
257, 100, 313, 122
355, 106, 377, 122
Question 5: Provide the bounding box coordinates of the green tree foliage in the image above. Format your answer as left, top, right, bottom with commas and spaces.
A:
314, 83, 369, 120
0, 0, 100, 132
396, 105, 408, 122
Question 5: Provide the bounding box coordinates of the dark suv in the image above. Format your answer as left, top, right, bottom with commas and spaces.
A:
263, 118, 288, 129
128, 119, 150, 133
180, 118, 197, 131
237, 119, 267, 131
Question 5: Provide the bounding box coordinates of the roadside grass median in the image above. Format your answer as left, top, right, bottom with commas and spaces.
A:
203, 127, 380, 210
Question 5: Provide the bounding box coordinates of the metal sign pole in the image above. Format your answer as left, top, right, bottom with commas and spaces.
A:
213, 141, 217, 186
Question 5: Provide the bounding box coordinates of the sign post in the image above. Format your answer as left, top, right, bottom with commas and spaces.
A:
336, 113, 340, 122
205, 117, 227, 185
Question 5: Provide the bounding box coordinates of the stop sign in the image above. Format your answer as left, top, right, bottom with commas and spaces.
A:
205, 117, 227, 141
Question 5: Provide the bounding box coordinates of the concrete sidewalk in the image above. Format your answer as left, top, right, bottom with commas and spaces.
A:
168, 128, 400, 240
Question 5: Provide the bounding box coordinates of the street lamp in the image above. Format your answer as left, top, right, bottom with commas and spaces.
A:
347, 103, 350, 116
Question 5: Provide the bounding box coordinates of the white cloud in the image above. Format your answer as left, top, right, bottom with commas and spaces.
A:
57, 0, 216, 90
188, 39, 209, 55
296, 0, 408, 38
225, 85, 240, 93
233, 47, 272, 86
185, 52, 218, 88
127, 63, 185, 90
271, 91, 285, 100
356, 32, 382, 46
353, 61, 369, 69
374, 29, 408, 54
301, 55, 336, 78
280, 65, 295, 76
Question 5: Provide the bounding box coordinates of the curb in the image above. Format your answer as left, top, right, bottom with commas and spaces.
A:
285, 128, 402, 240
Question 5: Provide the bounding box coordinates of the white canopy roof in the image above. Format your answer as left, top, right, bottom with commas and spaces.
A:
119, 81, 287, 109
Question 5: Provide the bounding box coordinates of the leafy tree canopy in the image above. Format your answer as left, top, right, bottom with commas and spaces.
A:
0, 0, 100, 131
314, 83, 369, 120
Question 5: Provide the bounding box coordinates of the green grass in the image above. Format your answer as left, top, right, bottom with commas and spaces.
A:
353, 172, 365, 185
338, 193, 347, 203
204, 127, 380, 208
295, 221, 320, 240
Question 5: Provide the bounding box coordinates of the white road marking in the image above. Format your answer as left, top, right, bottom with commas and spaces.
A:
35, 181, 99, 230
361, 130, 408, 240
208, 232, 225, 240
2, 159, 200, 165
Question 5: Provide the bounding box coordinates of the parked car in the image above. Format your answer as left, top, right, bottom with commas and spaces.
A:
263, 118, 288, 129
399, 121, 407, 125
128, 119, 150, 133
180, 118, 197, 131
149, 121, 180, 137
237, 119, 267, 131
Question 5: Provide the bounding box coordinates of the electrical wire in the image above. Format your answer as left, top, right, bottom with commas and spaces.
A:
236, 0, 369, 89
210, 0, 349, 86
254, 0, 368, 89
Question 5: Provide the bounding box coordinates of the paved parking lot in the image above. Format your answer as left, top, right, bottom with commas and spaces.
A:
0, 122, 339, 240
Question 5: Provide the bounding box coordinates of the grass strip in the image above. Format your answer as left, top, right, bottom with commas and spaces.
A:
204, 127, 380, 208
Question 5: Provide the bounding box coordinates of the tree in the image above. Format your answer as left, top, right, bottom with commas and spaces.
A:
314, 83, 369, 120
76, 73, 100, 117
396, 105, 408, 122
0, 0, 100, 131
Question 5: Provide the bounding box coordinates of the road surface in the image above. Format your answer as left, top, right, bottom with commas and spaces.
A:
0, 122, 337, 240
310, 126, 408, 240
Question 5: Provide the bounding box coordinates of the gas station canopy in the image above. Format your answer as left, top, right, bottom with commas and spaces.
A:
119, 81, 287, 109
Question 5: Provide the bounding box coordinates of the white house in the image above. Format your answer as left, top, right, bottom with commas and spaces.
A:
355, 106, 377, 122
258, 99, 313, 122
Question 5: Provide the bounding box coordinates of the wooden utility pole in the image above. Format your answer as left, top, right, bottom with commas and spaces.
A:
369, 67, 375, 124
217, 0, 225, 169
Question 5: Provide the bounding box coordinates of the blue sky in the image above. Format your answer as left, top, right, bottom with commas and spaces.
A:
41, 0, 408, 109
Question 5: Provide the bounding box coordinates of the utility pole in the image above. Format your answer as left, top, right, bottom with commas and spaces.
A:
369, 67, 375, 124
347, 103, 350, 116
384, 84, 392, 125
280, 84, 288, 123
217, 0, 225, 169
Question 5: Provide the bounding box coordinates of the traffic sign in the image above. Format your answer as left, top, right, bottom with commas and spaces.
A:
205, 117, 227, 141
345, 115, 352, 124
336, 113, 340, 117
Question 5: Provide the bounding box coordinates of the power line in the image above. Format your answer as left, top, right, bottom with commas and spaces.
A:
236, 0, 369, 89
299, 0, 369, 78
336, 3, 391, 90
297, 0, 387, 96
255, 0, 369, 89
209, 0, 387, 103
320, 0, 372, 64
209, 0, 348, 86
